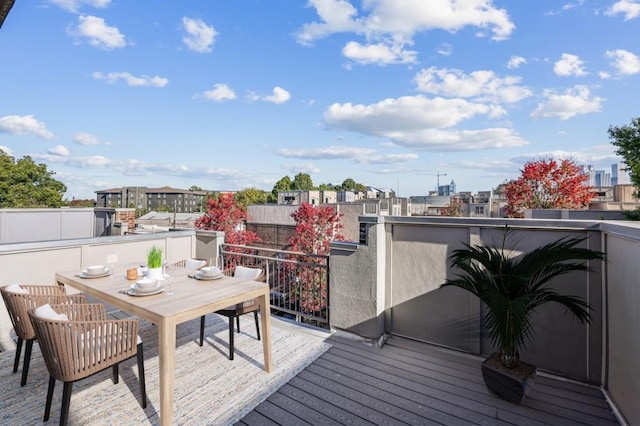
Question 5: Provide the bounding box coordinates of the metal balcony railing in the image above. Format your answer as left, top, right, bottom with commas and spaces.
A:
219, 244, 330, 329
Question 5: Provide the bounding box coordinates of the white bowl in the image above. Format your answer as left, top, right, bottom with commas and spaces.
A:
86, 265, 106, 275
135, 278, 158, 292
199, 266, 221, 277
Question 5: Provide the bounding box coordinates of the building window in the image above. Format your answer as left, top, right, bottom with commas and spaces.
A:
475, 206, 485, 214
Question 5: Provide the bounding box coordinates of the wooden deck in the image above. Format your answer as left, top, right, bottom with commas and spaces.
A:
239, 332, 619, 426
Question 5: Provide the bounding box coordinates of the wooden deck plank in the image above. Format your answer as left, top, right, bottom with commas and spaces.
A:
237, 410, 280, 426
239, 333, 619, 426
318, 347, 578, 425
305, 361, 492, 426
253, 400, 314, 426
287, 375, 410, 426
267, 391, 344, 425
277, 384, 375, 426
327, 335, 619, 423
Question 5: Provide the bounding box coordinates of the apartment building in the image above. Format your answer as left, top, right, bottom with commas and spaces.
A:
95, 186, 208, 213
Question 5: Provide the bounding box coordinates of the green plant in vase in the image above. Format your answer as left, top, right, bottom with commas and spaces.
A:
147, 246, 164, 279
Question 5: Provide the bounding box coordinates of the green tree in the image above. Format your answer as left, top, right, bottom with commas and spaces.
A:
269, 175, 291, 203
234, 187, 268, 208
608, 117, 640, 189
189, 185, 203, 191
341, 178, 357, 191
292, 173, 313, 190
317, 183, 337, 190
0, 152, 66, 208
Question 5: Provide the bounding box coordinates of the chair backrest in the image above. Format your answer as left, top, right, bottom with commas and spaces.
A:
172, 258, 207, 269
233, 265, 264, 281
0, 285, 84, 340
29, 303, 138, 382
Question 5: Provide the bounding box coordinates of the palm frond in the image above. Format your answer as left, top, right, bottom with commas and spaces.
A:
440, 228, 603, 364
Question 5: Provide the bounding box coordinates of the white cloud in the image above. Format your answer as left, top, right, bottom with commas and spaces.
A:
323, 95, 526, 151
599, 71, 612, 79
201, 84, 237, 102
49, 145, 70, 156
297, 0, 515, 43
295, 0, 514, 69
342, 41, 417, 65
72, 132, 111, 145
0, 146, 13, 156
554, 53, 587, 76
182, 17, 217, 53
69, 15, 126, 50
530, 85, 604, 120
92, 71, 168, 87
46, 0, 111, 13
437, 43, 453, 56
277, 145, 418, 165
295, 0, 363, 46
282, 162, 321, 174
414, 67, 532, 104
278, 146, 376, 159
356, 153, 418, 164
31, 153, 112, 168
261, 87, 291, 104
605, 0, 640, 20
605, 49, 640, 74
507, 55, 526, 69
0, 115, 54, 139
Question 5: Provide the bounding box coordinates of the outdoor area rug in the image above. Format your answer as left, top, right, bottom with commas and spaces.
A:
0, 314, 331, 425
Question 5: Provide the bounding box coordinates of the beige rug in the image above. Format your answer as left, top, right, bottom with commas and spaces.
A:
0, 314, 331, 425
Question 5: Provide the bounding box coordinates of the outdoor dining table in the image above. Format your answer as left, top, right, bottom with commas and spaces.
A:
55, 263, 272, 426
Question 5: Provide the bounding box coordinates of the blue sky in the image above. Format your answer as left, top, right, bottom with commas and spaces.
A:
1, 0, 639, 199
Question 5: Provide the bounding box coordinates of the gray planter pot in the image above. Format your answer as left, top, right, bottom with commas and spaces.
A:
481, 353, 536, 404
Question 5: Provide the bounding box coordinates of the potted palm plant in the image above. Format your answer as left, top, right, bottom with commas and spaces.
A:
147, 246, 164, 280
441, 227, 604, 404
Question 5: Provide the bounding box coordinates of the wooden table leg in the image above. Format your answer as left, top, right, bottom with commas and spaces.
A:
158, 317, 177, 426
259, 288, 272, 373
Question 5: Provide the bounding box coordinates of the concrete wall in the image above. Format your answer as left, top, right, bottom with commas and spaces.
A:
247, 204, 297, 226
330, 216, 606, 385
335, 203, 365, 242
0, 208, 96, 243
329, 217, 385, 338
525, 209, 628, 220
600, 222, 640, 425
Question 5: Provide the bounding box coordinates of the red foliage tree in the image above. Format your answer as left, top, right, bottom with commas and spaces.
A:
288, 203, 345, 255
504, 158, 595, 218
195, 193, 261, 246
287, 203, 345, 313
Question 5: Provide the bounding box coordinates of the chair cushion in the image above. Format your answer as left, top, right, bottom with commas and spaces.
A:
5, 283, 28, 294
186, 259, 207, 269
34, 303, 69, 321
234, 266, 262, 280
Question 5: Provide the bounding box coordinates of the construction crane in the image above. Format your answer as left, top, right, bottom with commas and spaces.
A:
425, 172, 447, 193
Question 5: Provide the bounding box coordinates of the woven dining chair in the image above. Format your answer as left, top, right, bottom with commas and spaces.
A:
198, 265, 264, 360
28, 303, 147, 426
170, 258, 207, 269
0, 284, 86, 386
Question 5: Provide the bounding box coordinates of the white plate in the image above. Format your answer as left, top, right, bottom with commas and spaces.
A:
79, 268, 111, 278
194, 272, 224, 281
127, 285, 164, 296
131, 283, 164, 294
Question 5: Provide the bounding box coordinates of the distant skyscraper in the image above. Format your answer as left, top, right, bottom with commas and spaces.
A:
595, 170, 611, 187
611, 163, 630, 185
438, 180, 456, 196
